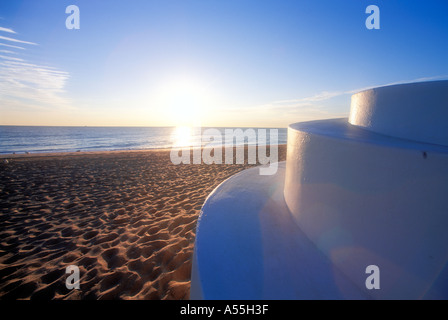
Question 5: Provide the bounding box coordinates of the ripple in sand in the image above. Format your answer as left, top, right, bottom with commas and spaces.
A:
0, 146, 287, 300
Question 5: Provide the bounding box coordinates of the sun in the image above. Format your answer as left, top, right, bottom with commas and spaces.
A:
155, 76, 212, 127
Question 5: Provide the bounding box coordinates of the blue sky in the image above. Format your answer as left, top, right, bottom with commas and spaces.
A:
0, 0, 447, 127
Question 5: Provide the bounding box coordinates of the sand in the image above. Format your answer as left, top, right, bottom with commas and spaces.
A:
0, 145, 286, 300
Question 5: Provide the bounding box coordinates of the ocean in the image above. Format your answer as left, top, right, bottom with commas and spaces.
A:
0, 126, 287, 155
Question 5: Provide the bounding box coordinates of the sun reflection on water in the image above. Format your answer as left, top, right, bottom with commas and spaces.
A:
171, 126, 193, 148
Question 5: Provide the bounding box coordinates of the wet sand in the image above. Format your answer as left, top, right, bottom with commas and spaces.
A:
0, 145, 286, 300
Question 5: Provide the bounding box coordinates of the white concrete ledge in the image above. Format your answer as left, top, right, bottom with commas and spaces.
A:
191, 163, 368, 299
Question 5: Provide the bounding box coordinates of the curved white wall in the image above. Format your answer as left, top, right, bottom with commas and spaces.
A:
192, 80, 448, 299
284, 80, 448, 298
284, 119, 448, 298
349, 80, 448, 146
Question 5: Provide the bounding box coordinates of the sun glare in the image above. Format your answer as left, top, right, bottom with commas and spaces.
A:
155, 76, 213, 127
171, 126, 193, 147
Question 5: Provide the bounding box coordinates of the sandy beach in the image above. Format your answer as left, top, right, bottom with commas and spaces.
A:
0, 145, 286, 300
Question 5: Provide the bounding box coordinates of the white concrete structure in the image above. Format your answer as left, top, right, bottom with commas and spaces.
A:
349, 80, 448, 146
190, 80, 448, 299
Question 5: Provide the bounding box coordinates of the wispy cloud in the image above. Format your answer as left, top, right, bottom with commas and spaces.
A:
0, 26, 16, 34
272, 91, 345, 106
0, 54, 23, 61
255, 90, 346, 116
0, 43, 25, 50
249, 75, 448, 124
344, 75, 448, 94
0, 60, 71, 109
0, 49, 17, 54
0, 35, 37, 46
0, 25, 72, 113
276, 75, 448, 108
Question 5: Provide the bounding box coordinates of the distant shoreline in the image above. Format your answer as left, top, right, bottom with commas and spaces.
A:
0, 144, 287, 159
0, 126, 288, 156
